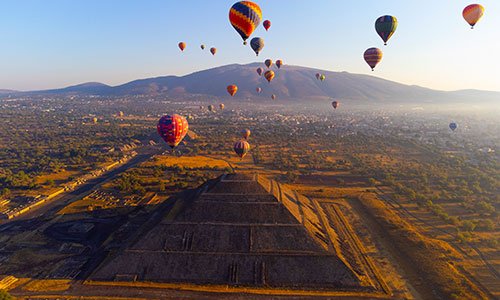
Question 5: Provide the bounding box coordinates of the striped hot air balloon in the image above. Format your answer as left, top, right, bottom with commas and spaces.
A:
227, 85, 238, 96
463, 4, 485, 29
250, 37, 264, 56
265, 59, 273, 68
157, 114, 189, 149
264, 70, 275, 83
375, 15, 398, 45
364, 48, 383, 71
229, 1, 262, 45
234, 140, 250, 158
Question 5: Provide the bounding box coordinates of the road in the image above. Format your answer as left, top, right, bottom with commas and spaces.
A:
0, 145, 161, 225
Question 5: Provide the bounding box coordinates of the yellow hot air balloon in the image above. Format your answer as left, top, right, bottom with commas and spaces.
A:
264, 70, 275, 83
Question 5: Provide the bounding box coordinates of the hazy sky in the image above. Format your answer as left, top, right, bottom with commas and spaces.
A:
0, 0, 499, 91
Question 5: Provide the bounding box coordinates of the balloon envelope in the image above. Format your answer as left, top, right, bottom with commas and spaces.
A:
250, 37, 264, 56
227, 85, 238, 96
449, 122, 458, 131
276, 60, 283, 69
241, 129, 251, 139
332, 101, 339, 109
271, 94, 276, 100
256, 67, 263, 76
200, 44, 205, 50
229, 1, 262, 44
210, 47, 217, 55
375, 15, 398, 45
265, 59, 273, 68
320, 74, 326, 81
219, 103, 225, 110
157, 114, 189, 148
463, 4, 485, 28
256, 87, 262, 93
208, 105, 215, 112
264, 70, 275, 83
263, 20, 271, 31
234, 140, 250, 158
178, 42, 186, 51
364, 48, 383, 71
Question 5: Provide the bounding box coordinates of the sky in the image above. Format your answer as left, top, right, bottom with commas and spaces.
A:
0, 0, 499, 92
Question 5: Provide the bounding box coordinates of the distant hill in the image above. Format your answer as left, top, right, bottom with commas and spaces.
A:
4, 63, 500, 103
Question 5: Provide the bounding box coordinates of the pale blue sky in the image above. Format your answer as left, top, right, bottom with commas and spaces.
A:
0, 0, 498, 91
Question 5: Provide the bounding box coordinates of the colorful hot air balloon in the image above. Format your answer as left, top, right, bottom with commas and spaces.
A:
449, 122, 458, 131
332, 101, 339, 109
315, 73, 321, 80
234, 140, 250, 158
256, 67, 263, 76
219, 103, 225, 110
364, 48, 383, 71
250, 37, 264, 56
210, 47, 217, 55
271, 94, 276, 100
256, 87, 262, 93
375, 15, 398, 46
263, 20, 271, 31
227, 85, 238, 96
200, 44, 205, 50
276, 60, 283, 69
229, 1, 262, 45
157, 114, 189, 149
463, 4, 485, 29
241, 128, 251, 139
208, 105, 215, 112
320, 74, 326, 81
265, 59, 273, 68
178, 42, 186, 52
264, 70, 275, 83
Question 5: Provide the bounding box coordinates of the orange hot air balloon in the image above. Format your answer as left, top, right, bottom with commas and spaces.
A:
234, 140, 250, 158
241, 128, 251, 139
210, 47, 217, 55
271, 94, 276, 100
178, 42, 186, 51
229, 1, 262, 45
276, 60, 283, 69
264, 70, 275, 83
256, 67, 263, 76
364, 47, 383, 71
265, 59, 273, 68
256, 87, 262, 93
463, 4, 485, 29
263, 20, 271, 31
227, 85, 238, 96
219, 103, 225, 110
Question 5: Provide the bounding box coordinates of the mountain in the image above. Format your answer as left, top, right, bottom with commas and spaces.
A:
4, 63, 500, 103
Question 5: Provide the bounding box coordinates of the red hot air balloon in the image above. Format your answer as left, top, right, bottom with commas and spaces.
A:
210, 47, 217, 55
234, 140, 250, 158
227, 85, 238, 96
263, 20, 271, 31
241, 128, 251, 139
157, 114, 189, 148
256, 87, 262, 93
178, 42, 186, 52
265, 59, 273, 68
332, 101, 339, 109
256, 67, 263, 76
276, 60, 283, 69
271, 94, 276, 100
364, 48, 383, 71
264, 70, 275, 83
229, 1, 262, 45
463, 4, 485, 29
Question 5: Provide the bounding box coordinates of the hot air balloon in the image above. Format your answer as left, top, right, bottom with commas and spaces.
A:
263, 20, 271, 31
264, 70, 275, 83
92, 117, 98, 124
200, 44, 205, 50
271, 94, 276, 100
227, 85, 238, 96
118, 111, 124, 117
449, 122, 458, 131
332, 101, 339, 109
199, 105, 204, 110
208, 105, 215, 112
219, 103, 225, 110
178, 42, 186, 52
157, 114, 189, 149
276, 60, 283, 69
375, 15, 398, 45
265, 59, 273, 68
320, 74, 326, 81
234, 140, 250, 158
241, 128, 251, 139
210, 47, 217, 55
315, 73, 321, 80
364, 48, 383, 71
250, 37, 264, 56
463, 4, 485, 29
229, 1, 262, 45
256, 87, 262, 93
256, 67, 263, 76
